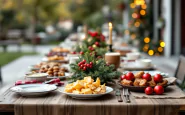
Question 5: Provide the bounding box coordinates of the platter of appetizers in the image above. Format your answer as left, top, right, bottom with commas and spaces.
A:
59, 76, 113, 99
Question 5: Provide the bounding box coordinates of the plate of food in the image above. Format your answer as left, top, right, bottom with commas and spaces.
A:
47, 72, 71, 80
59, 76, 113, 99
10, 84, 57, 97
118, 71, 176, 92
42, 56, 69, 63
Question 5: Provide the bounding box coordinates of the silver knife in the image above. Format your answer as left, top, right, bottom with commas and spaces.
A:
123, 88, 130, 103
115, 89, 123, 102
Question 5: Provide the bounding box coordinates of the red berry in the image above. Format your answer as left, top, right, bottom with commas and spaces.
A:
89, 65, 93, 68
154, 85, 164, 95
78, 63, 81, 66
83, 67, 87, 71
80, 64, 84, 69
80, 51, 84, 55
86, 64, 90, 68
84, 63, 88, 67
88, 46, 92, 50
91, 47, 94, 51
90, 62, 93, 65
82, 59, 86, 63
95, 42, 100, 46
72, 51, 76, 54
145, 87, 154, 95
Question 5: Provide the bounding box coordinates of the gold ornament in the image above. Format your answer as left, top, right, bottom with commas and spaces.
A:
88, 37, 92, 42
93, 44, 97, 48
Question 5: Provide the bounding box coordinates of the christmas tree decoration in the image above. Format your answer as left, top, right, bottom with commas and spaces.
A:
127, 0, 165, 56
70, 52, 122, 84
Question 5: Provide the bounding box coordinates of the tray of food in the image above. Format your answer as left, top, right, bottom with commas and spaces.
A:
118, 71, 174, 92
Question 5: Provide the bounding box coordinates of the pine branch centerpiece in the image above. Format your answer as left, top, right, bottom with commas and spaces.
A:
70, 52, 122, 84
74, 31, 107, 57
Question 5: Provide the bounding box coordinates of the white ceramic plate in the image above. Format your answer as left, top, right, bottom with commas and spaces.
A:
59, 86, 113, 99
10, 84, 57, 97
42, 57, 69, 63
122, 62, 156, 70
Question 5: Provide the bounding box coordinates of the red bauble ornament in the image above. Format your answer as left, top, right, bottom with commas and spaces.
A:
125, 72, 135, 81
154, 86, 164, 95
142, 73, 152, 81
145, 87, 153, 95
154, 74, 163, 83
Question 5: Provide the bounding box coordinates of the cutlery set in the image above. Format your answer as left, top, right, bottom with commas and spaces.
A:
115, 88, 130, 103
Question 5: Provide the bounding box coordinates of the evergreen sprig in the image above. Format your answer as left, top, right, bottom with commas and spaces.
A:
74, 31, 107, 57
69, 52, 122, 84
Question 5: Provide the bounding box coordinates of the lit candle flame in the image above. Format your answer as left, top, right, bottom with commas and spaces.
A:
109, 22, 112, 28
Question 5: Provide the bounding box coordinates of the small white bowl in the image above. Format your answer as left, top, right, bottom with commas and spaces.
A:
126, 52, 140, 60
26, 73, 48, 82
135, 59, 152, 67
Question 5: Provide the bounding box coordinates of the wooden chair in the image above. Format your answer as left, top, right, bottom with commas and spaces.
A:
174, 55, 185, 89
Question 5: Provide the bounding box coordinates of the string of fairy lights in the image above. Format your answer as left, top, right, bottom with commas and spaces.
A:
125, 0, 165, 56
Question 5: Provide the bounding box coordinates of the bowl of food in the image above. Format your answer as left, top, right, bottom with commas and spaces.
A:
135, 59, 152, 67
26, 73, 48, 82
126, 52, 140, 60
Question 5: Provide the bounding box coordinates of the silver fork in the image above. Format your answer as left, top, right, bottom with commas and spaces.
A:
123, 88, 130, 103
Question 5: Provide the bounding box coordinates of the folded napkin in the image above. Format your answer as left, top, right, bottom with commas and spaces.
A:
131, 85, 185, 99
15, 78, 64, 86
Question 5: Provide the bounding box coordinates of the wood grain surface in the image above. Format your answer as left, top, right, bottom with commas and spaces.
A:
0, 82, 185, 115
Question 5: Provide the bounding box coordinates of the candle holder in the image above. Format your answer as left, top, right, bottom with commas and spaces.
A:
108, 44, 113, 52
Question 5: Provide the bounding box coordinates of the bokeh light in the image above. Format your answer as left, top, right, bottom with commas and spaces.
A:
140, 10, 146, 15
134, 0, 145, 5
132, 13, 137, 18
134, 22, 140, 27
124, 30, 130, 35
131, 34, 136, 39
160, 42, 165, 47
158, 47, 163, 52
148, 50, 154, 56
143, 44, 149, 52
141, 4, 147, 9
144, 37, 150, 43
130, 3, 135, 8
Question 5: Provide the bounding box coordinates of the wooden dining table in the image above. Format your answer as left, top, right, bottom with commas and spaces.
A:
0, 46, 183, 115
0, 79, 185, 115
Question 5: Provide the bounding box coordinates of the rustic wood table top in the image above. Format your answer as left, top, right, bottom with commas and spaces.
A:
0, 81, 185, 115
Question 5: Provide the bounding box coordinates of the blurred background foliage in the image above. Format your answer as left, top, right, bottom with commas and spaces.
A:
0, 0, 123, 30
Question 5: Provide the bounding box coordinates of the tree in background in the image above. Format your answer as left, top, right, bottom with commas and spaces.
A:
126, 0, 165, 56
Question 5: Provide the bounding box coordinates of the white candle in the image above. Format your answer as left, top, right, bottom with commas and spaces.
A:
108, 22, 113, 45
